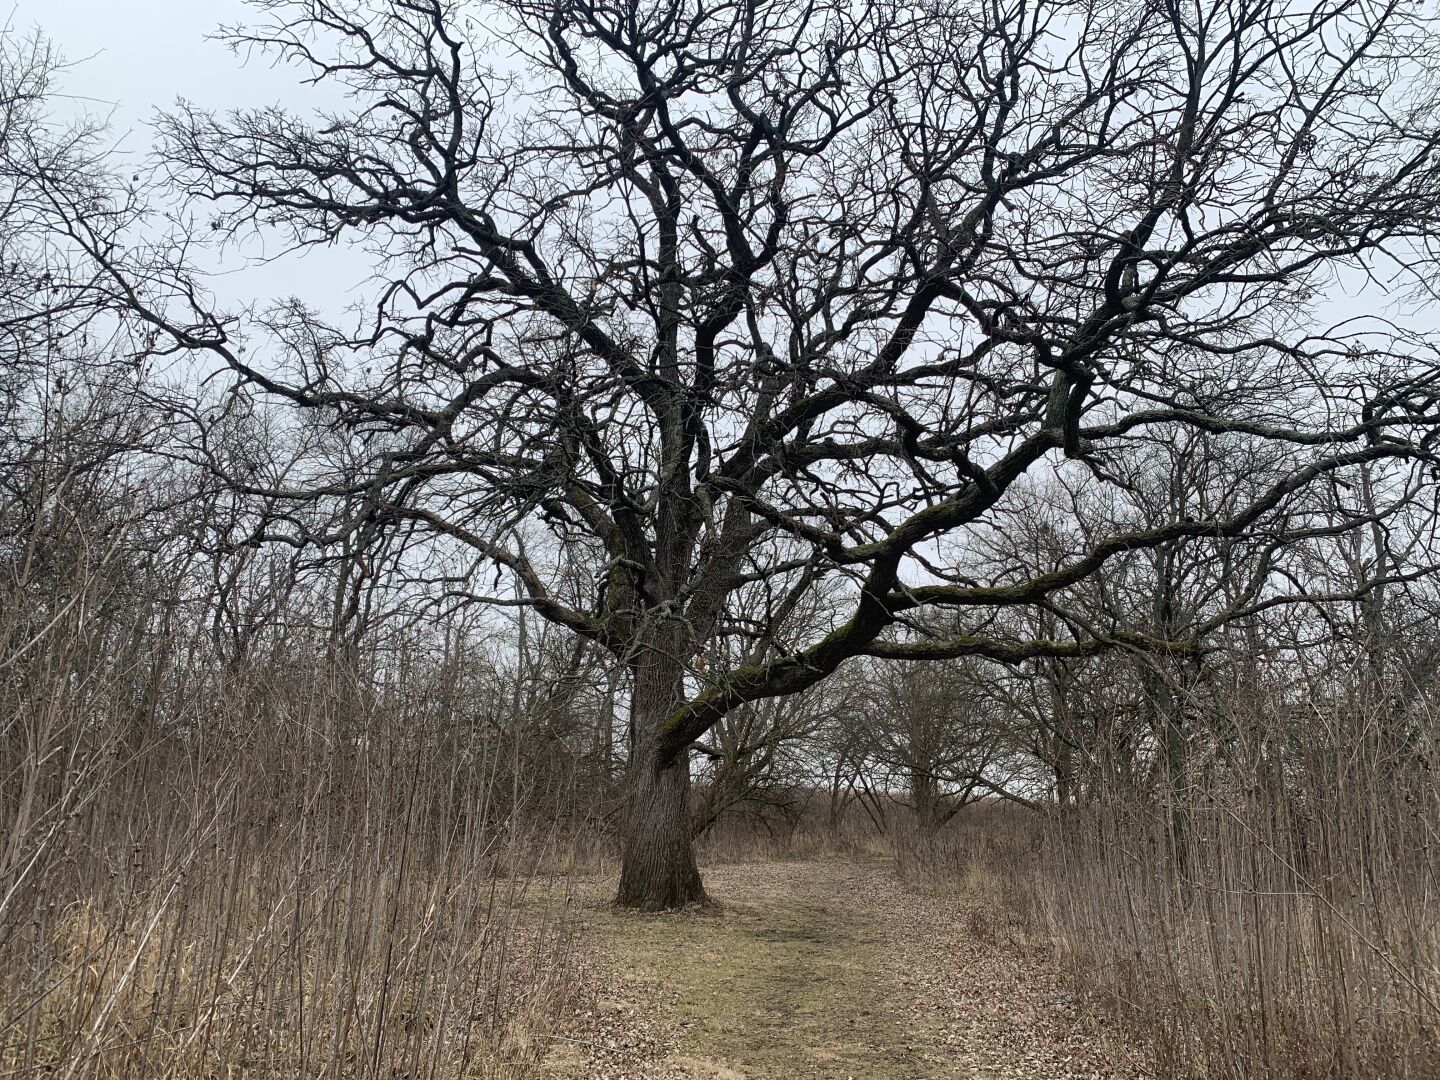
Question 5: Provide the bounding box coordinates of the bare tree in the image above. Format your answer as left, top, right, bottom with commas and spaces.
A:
852, 656, 1001, 837
92, 0, 1440, 907
690, 687, 838, 838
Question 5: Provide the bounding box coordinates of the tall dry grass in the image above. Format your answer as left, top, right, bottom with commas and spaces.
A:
0, 529, 579, 1077
1042, 687, 1440, 1080
898, 688, 1440, 1079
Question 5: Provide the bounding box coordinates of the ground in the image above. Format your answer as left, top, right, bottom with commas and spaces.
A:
541, 857, 1149, 1079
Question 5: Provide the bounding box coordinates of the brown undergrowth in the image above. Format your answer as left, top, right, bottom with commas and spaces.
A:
547, 857, 1145, 1079
691, 762, 1437, 1080
893, 770, 1439, 1080
0, 578, 582, 1078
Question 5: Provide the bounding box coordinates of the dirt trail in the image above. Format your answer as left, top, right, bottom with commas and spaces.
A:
541, 858, 1146, 1079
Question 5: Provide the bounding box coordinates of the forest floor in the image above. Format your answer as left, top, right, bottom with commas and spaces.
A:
538, 857, 1149, 1079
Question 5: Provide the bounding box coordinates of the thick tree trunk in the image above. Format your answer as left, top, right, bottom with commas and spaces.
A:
1149, 667, 1191, 873
616, 738, 706, 909
615, 623, 707, 910
911, 770, 943, 839
1055, 741, 1073, 811
1047, 664, 1076, 814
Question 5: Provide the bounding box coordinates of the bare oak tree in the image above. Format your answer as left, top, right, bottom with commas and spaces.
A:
100, 0, 1440, 907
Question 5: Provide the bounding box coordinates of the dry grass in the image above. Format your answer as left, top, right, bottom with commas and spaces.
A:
0, 552, 580, 1078
891, 694, 1440, 1080
550, 858, 1142, 1079
7, 493, 1435, 1079
1043, 752, 1440, 1075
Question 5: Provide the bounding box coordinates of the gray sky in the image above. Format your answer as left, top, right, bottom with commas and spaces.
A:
22, 0, 368, 316
24, 0, 303, 137
17, 0, 1435, 337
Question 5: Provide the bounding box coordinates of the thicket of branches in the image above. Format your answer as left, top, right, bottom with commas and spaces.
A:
2, 0, 1439, 1076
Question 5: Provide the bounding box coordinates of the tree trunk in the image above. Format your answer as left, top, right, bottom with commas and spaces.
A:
911, 770, 943, 839
1055, 738, 1073, 812
1047, 662, 1075, 814
616, 736, 706, 909
1149, 667, 1191, 873
615, 624, 707, 910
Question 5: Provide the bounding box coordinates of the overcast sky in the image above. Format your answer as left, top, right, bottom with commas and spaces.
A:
19, 0, 369, 314
15, 0, 1435, 336
17, 0, 343, 161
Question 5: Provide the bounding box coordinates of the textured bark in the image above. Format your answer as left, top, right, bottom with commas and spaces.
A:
616, 624, 707, 910
1046, 663, 1076, 812
1054, 738, 1074, 811
616, 739, 707, 909
911, 770, 944, 838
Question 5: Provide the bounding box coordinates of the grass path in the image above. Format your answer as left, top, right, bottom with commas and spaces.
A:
541, 858, 1146, 1079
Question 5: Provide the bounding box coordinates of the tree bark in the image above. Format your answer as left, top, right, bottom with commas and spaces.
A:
615, 624, 707, 910
1148, 665, 1192, 873
1055, 738, 1073, 811
1046, 662, 1076, 813
616, 736, 706, 909
911, 770, 943, 839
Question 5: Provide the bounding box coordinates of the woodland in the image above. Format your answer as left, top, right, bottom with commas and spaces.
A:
2, 0, 1439, 1076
